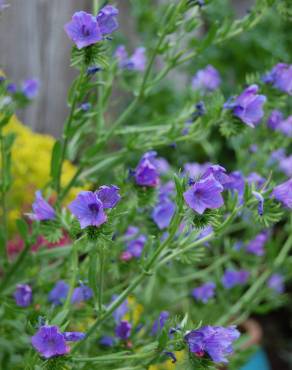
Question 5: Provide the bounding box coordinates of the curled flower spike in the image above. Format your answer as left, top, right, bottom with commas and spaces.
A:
252, 191, 264, 216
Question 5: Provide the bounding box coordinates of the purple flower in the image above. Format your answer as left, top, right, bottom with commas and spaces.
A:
184, 162, 209, 179
48, 281, 69, 306
153, 157, 170, 174
152, 198, 175, 229
22, 79, 39, 99
202, 164, 230, 187
263, 63, 292, 95
152, 311, 170, 335
224, 171, 245, 199
71, 284, 93, 304
246, 231, 268, 256
31, 325, 69, 359
124, 226, 139, 238
96, 5, 119, 36
134, 152, 160, 187
192, 282, 215, 303
115, 320, 132, 340
270, 149, 286, 164
87, 65, 102, 75
268, 273, 284, 294
64, 11, 102, 49
6, 83, 17, 94
184, 325, 240, 363
115, 46, 146, 71
68, 191, 107, 229
279, 155, 292, 177
272, 178, 292, 209
14, 284, 32, 307
246, 172, 266, 189
159, 181, 175, 200
278, 116, 292, 137
100, 336, 115, 347
63, 332, 85, 341
222, 269, 249, 289
80, 102, 91, 111
183, 175, 224, 214
0, 0, 9, 11
97, 185, 121, 208
112, 295, 128, 322
31, 191, 56, 221
225, 85, 266, 127
192, 65, 221, 92
267, 110, 283, 130
126, 234, 147, 258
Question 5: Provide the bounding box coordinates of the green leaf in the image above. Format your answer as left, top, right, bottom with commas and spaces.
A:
16, 219, 29, 240
50, 140, 62, 181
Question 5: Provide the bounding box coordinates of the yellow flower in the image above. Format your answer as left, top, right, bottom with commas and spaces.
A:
2, 116, 86, 233
124, 295, 144, 325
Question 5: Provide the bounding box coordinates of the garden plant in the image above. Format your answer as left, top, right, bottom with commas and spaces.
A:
0, 0, 291, 369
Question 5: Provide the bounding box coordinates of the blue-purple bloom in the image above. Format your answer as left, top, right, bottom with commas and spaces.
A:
126, 234, 147, 258
183, 175, 224, 214
268, 273, 284, 294
272, 178, 292, 209
246, 172, 266, 189
152, 198, 175, 229
222, 269, 249, 289
115, 320, 132, 340
80, 102, 91, 111
100, 336, 115, 347
224, 171, 245, 200
31, 325, 84, 358
96, 5, 119, 36
151, 311, 170, 335
48, 281, 69, 306
202, 164, 230, 187
184, 325, 240, 363
267, 110, 292, 137
192, 282, 216, 303
71, 284, 93, 304
184, 162, 210, 180
97, 185, 121, 208
32, 325, 69, 359
14, 284, 32, 307
246, 231, 268, 256
134, 152, 160, 187
263, 63, 292, 95
0, 0, 9, 11
192, 65, 221, 92
279, 155, 292, 177
115, 46, 146, 71
225, 85, 266, 127
69, 191, 107, 229
65, 11, 102, 49
63, 332, 86, 341
22, 79, 39, 99
31, 191, 56, 221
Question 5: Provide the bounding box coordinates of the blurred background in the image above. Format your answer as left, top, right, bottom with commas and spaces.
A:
0, 0, 254, 136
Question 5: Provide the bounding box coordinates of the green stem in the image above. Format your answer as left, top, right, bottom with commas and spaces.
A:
157, 233, 214, 267
63, 240, 79, 311
92, 0, 99, 14
72, 209, 183, 352
0, 241, 31, 293
55, 71, 84, 198
98, 245, 105, 312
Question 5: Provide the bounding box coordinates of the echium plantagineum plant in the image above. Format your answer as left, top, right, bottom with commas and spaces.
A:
0, 0, 292, 369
